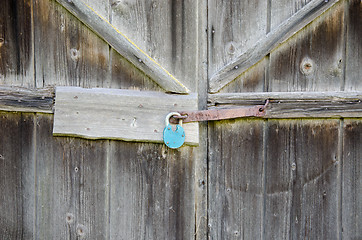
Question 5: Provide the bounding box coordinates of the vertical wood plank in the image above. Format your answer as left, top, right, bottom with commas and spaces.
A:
35, 114, 108, 239
208, 0, 268, 92
0, 112, 35, 239
269, 2, 345, 92
345, 0, 362, 91
109, 142, 195, 240
342, 119, 362, 239
110, 49, 162, 91
33, 0, 109, 88
195, 0, 209, 239
0, 0, 34, 87
110, 0, 199, 91
208, 119, 264, 239
265, 120, 339, 239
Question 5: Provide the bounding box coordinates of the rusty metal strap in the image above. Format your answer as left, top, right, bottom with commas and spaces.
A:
172, 100, 268, 123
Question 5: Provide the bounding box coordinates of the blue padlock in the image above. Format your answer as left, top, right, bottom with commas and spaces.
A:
163, 112, 185, 149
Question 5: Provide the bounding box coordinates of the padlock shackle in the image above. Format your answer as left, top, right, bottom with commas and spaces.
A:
165, 112, 182, 126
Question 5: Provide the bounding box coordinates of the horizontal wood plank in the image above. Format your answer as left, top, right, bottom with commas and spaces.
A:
209, 91, 362, 118
53, 87, 199, 145
0, 86, 54, 113
55, 0, 190, 93
209, 0, 339, 93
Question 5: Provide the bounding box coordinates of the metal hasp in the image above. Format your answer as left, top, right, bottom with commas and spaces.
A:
173, 100, 269, 123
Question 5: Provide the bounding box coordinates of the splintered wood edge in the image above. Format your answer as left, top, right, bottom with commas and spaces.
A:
209, 0, 339, 93
55, 0, 190, 94
0, 86, 54, 113
53, 87, 199, 145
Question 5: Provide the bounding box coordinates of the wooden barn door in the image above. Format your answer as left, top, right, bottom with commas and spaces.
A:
207, 1, 361, 239
0, 0, 361, 239
0, 0, 207, 239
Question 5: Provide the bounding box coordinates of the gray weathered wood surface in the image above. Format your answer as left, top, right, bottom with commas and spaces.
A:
345, 0, 362, 91
269, 0, 345, 92
56, 0, 190, 93
342, 119, 362, 239
35, 114, 108, 239
209, 0, 339, 93
0, 0, 34, 87
0, 0, 361, 239
265, 120, 340, 239
53, 87, 199, 144
208, 0, 268, 93
110, 0, 200, 93
0, 112, 35, 239
208, 119, 264, 239
208, 91, 362, 118
33, 0, 110, 88
0, 86, 54, 113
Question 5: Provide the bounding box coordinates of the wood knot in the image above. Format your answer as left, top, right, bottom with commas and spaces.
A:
76, 224, 86, 237
70, 48, 80, 61
0, 38, 4, 47
300, 57, 315, 75
226, 42, 236, 55
66, 213, 74, 224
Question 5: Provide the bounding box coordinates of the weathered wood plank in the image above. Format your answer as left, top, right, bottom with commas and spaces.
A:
53, 87, 199, 144
110, 49, 162, 91
345, 0, 362, 91
35, 114, 108, 239
209, 91, 362, 118
208, 0, 268, 93
269, 1, 344, 92
208, 119, 264, 239
265, 120, 339, 239
33, 0, 110, 88
55, 0, 190, 93
109, 141, 195, 239
194, 0, 209, 239
0, 112, 35, 239
110, 0, 199, 92
0, 86, 54, 113
0, 0, 34, 87
209, 0, 339, 93
342, 119, 362, 239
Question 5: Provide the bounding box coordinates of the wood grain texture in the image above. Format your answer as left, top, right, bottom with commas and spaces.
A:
265, 120, 339, 239
109, 141, 195, 240
110, 49, 162, 91
209, 0, 339, 93
208, 0, 268, 93
33, 0, 110, 88
56, 0, 190, 93
345, 0, 362, 91
35, 114, 108, 239
0, 112, 35, 239
208, 119, 264, 239
0, 86, 54, 113
0, 0, 34, 87
268, 1, 344, 92
208, 91, 362, 118
342, 119, 362, 239
194, 0, 209, 239
110, 0, 199, 92
53, 87, 199, 144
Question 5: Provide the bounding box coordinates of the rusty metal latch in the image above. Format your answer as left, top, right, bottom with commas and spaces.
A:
172, 100, 269, 123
